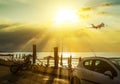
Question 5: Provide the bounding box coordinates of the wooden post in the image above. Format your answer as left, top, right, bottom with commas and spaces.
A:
79, 57, 81, 64
68, 55, 72, 69
68, 57, 69, 68
33, 44, 36, 64
47, 58, 50, 67
70, 55, 72, 68
54, 47, 59, 68
22, 54, 25, 59
60, 54, 63, 66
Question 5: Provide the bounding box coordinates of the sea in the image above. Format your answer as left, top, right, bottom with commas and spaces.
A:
0, 52, 120, 67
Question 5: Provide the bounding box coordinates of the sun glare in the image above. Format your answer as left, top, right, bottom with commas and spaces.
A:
54, 8, 79, 25
61, 52, 76, 58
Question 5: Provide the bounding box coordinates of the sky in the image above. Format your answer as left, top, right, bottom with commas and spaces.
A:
0, 0, 120, 52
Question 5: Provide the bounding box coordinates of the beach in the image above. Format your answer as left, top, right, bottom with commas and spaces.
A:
0, 65, 69, 84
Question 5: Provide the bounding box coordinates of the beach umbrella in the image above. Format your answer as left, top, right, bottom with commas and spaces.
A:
44, 56, 54, 59
44, 56, 54, 67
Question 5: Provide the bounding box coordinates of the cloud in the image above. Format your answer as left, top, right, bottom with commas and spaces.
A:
0, 0, 29, 4
79, 7, 94, 19
0, 23, 25, 32
97, 11, 109, 16
100, 3, 112, 7
0, 23, 119, 52
79, 14, 91, 19
80, 1, 120, 13
12, 0, 29, 3
110, 0, 120, 5
115, 30, 120, 32
0, 24, 10, 29
100, 1, 120, 7
0, 23, 92, 51
80, 7, 93, 11
79, 3, 112, 12
0, 23, 47, 51
78, 1, 118, 19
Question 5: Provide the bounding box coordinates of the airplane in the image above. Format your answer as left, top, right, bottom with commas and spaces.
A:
91, 22, 105, 29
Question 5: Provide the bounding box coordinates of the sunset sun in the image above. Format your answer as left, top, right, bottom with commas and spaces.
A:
54, 8, 79, 25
